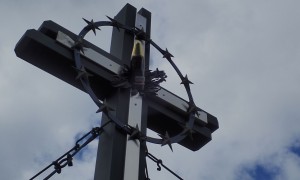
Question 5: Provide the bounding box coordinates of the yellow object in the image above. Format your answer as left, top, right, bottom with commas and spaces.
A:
131, 40, 145, 58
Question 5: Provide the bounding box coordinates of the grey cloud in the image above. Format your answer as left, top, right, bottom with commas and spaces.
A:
1, 0, 300, 180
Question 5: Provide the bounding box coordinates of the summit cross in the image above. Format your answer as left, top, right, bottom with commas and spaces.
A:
15, 4, 218, 180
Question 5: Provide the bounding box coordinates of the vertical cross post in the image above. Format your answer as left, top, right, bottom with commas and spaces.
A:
94, 4, 151, 180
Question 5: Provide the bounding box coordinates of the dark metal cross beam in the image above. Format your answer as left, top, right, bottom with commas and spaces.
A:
15, 4, 218, 180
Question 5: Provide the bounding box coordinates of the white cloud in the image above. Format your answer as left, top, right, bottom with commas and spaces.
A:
1, 0, 300, 179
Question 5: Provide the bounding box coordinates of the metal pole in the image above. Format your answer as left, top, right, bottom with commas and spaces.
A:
123, 13, 147, 180
94, 4, 136, 180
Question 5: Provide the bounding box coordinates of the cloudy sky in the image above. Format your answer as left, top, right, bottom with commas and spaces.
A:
1, 0, 300, 179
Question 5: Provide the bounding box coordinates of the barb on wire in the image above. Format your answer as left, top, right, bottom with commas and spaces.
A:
30, 120, 112, 180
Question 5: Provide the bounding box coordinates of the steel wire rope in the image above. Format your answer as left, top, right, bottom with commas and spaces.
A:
30, 120, 112, 180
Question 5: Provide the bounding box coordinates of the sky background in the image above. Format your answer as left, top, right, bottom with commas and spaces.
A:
1, 0, 300, 179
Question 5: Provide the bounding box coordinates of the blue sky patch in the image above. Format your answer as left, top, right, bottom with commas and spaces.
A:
241, 164, 280, 180
289, 141, 300, 157
74, 145, 91, 161
73, 131, 98, 161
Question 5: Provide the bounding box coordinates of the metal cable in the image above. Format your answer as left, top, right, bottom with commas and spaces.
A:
146, 151, 184, 180
29, 120, 111, 180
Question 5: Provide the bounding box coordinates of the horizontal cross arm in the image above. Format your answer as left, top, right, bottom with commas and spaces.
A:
15, 28, 117, 100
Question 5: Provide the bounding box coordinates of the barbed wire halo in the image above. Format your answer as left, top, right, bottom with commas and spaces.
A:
72, 16, 199, 149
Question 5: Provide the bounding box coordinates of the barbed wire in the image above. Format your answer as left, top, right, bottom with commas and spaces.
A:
72, 16, 201, 148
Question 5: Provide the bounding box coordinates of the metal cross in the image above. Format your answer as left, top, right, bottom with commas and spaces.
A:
15, 4, 218, 180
